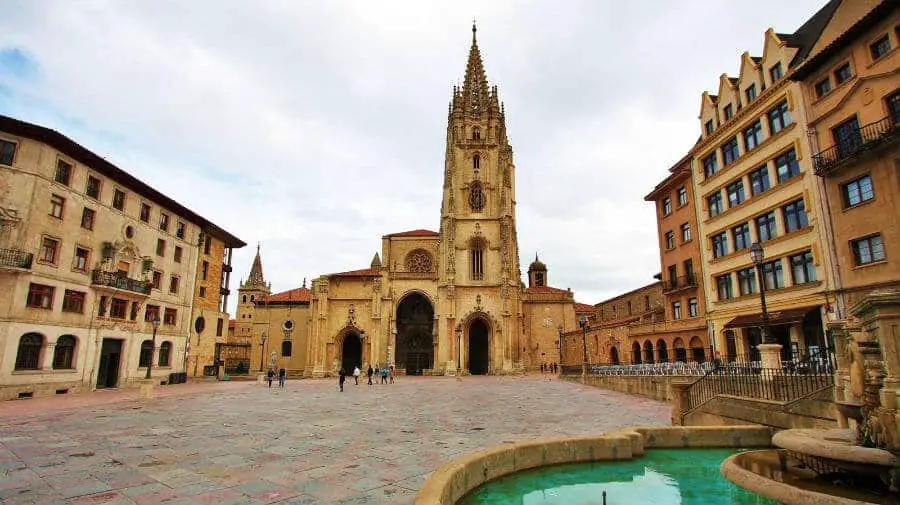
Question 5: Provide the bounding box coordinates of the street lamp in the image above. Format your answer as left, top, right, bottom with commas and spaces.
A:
579, 315, 589, 378
556, 324, 563, 371
750, 242, 775, 346
145, 313, 161, 380
259, 332, 268, 372
455, 324, 462, 371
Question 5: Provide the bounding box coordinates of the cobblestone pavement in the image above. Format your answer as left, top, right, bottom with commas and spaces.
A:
0, 375, 669, 504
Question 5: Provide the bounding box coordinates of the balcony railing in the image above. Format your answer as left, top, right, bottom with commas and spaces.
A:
91, 269, 151, 295
0, 248, 33, 270
662, 274, 697, 292
813, 115, 898, 176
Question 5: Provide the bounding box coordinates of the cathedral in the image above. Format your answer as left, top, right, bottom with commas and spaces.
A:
230, 26, 589, 377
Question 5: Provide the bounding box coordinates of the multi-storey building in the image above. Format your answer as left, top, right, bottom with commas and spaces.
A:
692, 4, 842, 363
0, 115, 243, 399
790, 0, 900, 319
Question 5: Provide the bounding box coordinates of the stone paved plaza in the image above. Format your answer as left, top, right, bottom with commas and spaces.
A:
0, 376, 669, 504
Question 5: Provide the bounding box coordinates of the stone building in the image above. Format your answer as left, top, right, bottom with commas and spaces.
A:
0, 115, 243, 400
233, 26, 584, 377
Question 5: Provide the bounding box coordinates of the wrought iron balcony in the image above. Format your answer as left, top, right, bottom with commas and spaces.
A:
91, 269, 151, 295
813, 115, 898, 176
0, 248, 33, 270
662, 274, 697, 293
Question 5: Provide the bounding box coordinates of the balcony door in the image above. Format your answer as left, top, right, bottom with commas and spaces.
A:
832, 117, 861, 156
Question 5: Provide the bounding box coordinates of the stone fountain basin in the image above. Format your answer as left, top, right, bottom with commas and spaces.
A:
772, 429, 897, 470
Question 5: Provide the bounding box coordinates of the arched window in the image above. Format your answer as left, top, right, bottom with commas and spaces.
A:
643, 341, 654, 364
250, 295, 254, 302
472, 127, 481, 140
610, 346, 620, 365
139, 340, 153, 367
282, 340, 292, 357
689, 336, 706, 363
469, 181, 485, 212
242, 295, 247, 303
158, 342, 171, 366
470, 238, 485, 281
15, 333, 43, 370
53, 335, 76, 369
473, 154, 480, 171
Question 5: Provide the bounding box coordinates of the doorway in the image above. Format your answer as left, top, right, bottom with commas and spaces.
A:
341, 333, 362, 374
396, 293, 434, 375
468, 319, 489, 375
96, 339, 122, 389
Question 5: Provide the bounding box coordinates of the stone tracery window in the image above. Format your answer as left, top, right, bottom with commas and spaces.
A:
473, 154, 480, 171
469, 181, 485, 212
405, 249, 434, 273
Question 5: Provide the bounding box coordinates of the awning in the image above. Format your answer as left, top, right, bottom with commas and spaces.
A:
724, 306, 820, 329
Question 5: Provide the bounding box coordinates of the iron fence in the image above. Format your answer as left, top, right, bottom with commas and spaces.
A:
661, 274, 697, 292
0, 248, 33, 269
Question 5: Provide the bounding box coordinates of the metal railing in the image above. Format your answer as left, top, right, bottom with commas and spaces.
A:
813, 115, 898, 175
0, 248, 33, 269
91, 269, 151, 295
662, 274, 697, 292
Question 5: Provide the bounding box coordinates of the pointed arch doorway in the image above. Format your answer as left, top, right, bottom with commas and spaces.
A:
396, 292, 434, 375
468, 318, 490, 375
340, 332, 362, 374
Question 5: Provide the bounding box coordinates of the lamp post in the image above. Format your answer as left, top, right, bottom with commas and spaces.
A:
455, 324, 462, 372
145, 313, 160, 380
579, 315, 589, 379
259, 332, 268, 372
750, 242, 775, 345
556, 324, 563, 372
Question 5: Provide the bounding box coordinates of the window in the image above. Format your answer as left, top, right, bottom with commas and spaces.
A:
145, 304, 160, 323
767, 101, 792, 134
169, 275, 179, 294
665, 231, 675, 249
130, 301, 139, 321
680, 223, 691, 243
723, 104, 734, 120
702, 153, 719, 178
662, 197, 671, 215
743, 121, 763, 152
677, 187, 688, 206
716, 274, 733, 300
62, 290, 85, 313
790, 251, 816, 285
683, 259, 694, 279
110, 298, 127, 319
834, 63, 853, 85
852, 235, 886, 265
472, 127, 481, 140
782, 199, 808, 233
769, 62, 783, 82
762, 259, 784, 289
55, 160, 72, 185
282, 340, 292, 357
672, 301, 682, 320
889, 92, 900, 124
113, 189, 126, 211
40, 237, 59, 264
745, 84, 757, 103
26, 283, 54, 309
204, 236, 212, 255
627, 301, 633, 315
85, 175, 101, 199
644, 295, 651, 311
152, 271, 162, 290
0, 139, 16, 165
755, 212, 777, 242
216, 318, 224, 337
688, 298, 698, 318
73, 246, 89, 272
139, 340, 153, 367
842, 175, 874, 208
722, 137, 740, 165
53, 336, 76, 369
176, 221, 185, 239
469, 181, 485, 212
705, 119, 714, 135
158, 342, 171, 366
159, 213, 169, 232
156, 238, 166, 256
774, 148, 800, 182
833, 117, 862, 155
201, 261, 209, 280
749, 165, 770, 196
712, 232, 728, 258
732, 223, 751, 252
870, 34, 891, 61
164, 308, 177, 325
174, 246, 183, 263
815, 78, 832, 98
199, 286, 207, 298
50, 194, 64, 218
471, 239, 485, 280
15, 334, 42, 370
473, 154, 480, 171
738, 267, 757, 296
707, 193, 723, 219
81, 207, 95, 230
140, 203, 151, 223
98, 296, 107, 317
726, 180, 745, 207
668, 265, 677, 285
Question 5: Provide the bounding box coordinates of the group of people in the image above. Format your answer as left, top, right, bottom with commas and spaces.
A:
540, 362, 559, 374
339, 364, 394, 391
266, 368, 286, 388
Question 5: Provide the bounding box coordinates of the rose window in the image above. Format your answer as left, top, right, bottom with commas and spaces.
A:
405, 250, 434, 273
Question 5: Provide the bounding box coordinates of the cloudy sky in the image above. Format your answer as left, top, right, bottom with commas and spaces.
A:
0, 1, 826, 312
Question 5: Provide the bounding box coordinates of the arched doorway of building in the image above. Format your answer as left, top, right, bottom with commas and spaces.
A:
341, 332, 362, 374
673, 337, 687, 362
396, 292, 434, 375
643, 341, 654, 364
610, 346, 620, 365
468, 318, 490, 375
657, 339, 668, 363
689, 336, 706, 363
631, 342, 642, 364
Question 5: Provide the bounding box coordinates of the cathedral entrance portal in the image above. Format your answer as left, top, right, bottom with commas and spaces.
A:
468, 318, 489, 375
341, 332, 362, 374
396, 293, 434, 375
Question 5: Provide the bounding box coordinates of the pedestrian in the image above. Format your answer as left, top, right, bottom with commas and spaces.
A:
339, 369, 346, 392
381, 366, 388, 384
278, 368, 286, 388
389, 364, 395, 384
367, 365, 374, 386
540, 363, 545, 374
266, 369, 274, 388
353, 366, 360, 386
553, 362, 558, 374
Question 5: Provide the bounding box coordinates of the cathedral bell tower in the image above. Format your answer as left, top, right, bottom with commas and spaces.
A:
235, 244, 271, 342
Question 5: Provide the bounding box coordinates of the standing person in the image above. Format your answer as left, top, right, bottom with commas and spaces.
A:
353, 366, 360, 386
540, 363, 545, 374
367, 365, 374, 386
339, 369, 346, 392
381, 366, 388, 384
389, 364, 395, 384
278, 368, 286, 389
266, 369, 274, 388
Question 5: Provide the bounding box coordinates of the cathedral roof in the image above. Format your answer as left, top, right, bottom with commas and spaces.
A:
330, 267, 381, 277
261, 287, 312, 304
384, 229, 439, 238
524, 286, 570, 295
574, 303, 594, 313
245, 243, 266, 288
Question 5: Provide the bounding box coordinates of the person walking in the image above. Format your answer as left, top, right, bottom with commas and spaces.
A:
353, 366, 360, 386
278, 368, 286, 389
266, 369, 274, 388
540, 363, 545, 374
367, 365, 374, 386
389, 364, 395, 384
339, 369, 346, 392
381, 366, 388, 384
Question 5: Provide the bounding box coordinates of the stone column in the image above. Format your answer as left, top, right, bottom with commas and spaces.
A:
670, 380, 693, 426
853, 291, 900, 410
758, 343, 782, 370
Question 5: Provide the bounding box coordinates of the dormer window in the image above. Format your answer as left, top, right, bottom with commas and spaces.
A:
723, 104, 734, 120
704, 120, 714, 135
769, 62, 783, 82
472, 127, 481, 140
745, 84, 757, 103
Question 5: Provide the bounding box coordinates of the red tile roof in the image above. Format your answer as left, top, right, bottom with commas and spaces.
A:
330, 267, 381, 277
574, 303, 594, 312
524, 286, 571, 295
384, 229, 439, 238
261, 287, 312, 303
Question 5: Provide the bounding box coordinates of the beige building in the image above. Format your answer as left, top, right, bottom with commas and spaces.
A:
0, 115, 243, 400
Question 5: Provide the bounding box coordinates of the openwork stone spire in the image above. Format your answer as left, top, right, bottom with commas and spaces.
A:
462, 22, 491, 115
246, 243, 266, 288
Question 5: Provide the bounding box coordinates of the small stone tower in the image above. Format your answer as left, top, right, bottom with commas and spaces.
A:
235, 244, 270, 340
527, 254, 547, 288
